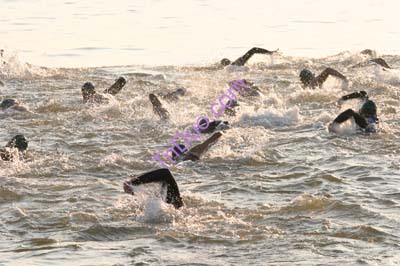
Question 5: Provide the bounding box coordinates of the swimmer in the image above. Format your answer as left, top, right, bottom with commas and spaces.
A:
299, 67, 348, 89
171, 132, 222, 162
0, 135, 28, 161
159, 87, 186, 102
123, 168, 183, 209
351, 58, 392, 69
148, 94, 230, 132
0, 49, 5, 65
224, 100, 239, 116
220, 47, 278, 67
229, 79, 261, 97
149, 93, 170, 120
0, 98, 28, 112
199, 119, 230, 134
329, 91, 379, 133
81, 77, 126, 104
360, 49, 376, 57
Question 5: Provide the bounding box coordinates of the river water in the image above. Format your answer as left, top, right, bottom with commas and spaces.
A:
1, 1, 400, 265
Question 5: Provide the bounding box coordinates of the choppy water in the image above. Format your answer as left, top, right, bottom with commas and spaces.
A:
0, 50, 400, 265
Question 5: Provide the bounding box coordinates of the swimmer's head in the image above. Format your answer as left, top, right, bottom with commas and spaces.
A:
175, 88, 186, 97
171, 144, 187, 160
360, 100, 377, 117
220, 58, 231, 66
6, 135, 28, 152
299, 69, 314, 86
81, 82, 96, 101
0, 99, 17, 110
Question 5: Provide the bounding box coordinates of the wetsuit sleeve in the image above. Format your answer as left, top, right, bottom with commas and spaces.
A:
187, 132, 222, 160
128, 169, 183, 209
149, 94, 170, 120
315, 67, 347, 86
369, 58, 391, 69
103, 77, 126, 95
333, 109, 368, 128
340, 91, 368, 101
232, 47, 277, 66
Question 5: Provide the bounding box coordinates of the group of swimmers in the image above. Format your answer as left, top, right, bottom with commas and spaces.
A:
0, 47, 392, 209
123, 48, 390, 209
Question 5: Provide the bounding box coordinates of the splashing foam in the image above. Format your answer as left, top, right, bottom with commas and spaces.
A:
239, 106, 302, 128
0, 50, 54, 78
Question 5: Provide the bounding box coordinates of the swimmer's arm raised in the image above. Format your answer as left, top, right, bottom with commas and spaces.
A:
315, 67, 347, 86
124, 169, 183, 208
340, 91, 368, 101
187, 132, 222, 159
232, 47, 278, 66
103, 77, 126, 95
369, 58, 391, 69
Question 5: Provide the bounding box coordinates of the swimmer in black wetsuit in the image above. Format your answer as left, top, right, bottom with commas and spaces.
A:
123, 168, 183, 209
81, 77, 126, 104
299, 68, 348, 89
159, 88, 186, 102
0, 135, 28, 161
228, 79, 261, 97
329, 91, 379, 133
220, 47, 278, 66
171, 132, 222, 162
0, 98, 28, 112
149, 94, 229, 133
224, 100, 239, 116
198, 119, 230, 134
351, 58, 392, 70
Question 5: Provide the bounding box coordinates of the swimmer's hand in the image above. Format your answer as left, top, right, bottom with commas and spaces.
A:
123, 181, 134, 195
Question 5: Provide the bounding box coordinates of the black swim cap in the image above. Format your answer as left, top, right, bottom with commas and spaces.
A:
220, 58, 231, 66
6, 135, 28, 152
299, 69, 314, 85
175, 88, 186, 96
0, 99, 17, 110
82, 82, 95, 92
360, 100, 377, 116
172, 144, 187, 159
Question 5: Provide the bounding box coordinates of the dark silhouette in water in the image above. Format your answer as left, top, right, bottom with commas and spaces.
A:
0, 98, 28, 112
0, 135, 28, 161
123, 168, 183, 209
149, 93, 170, 120
171, 132, 222, 162
329, 91, 379, 133
299, 67, 348, 89
81, 77, 126, 104
220, 47, 278, 66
